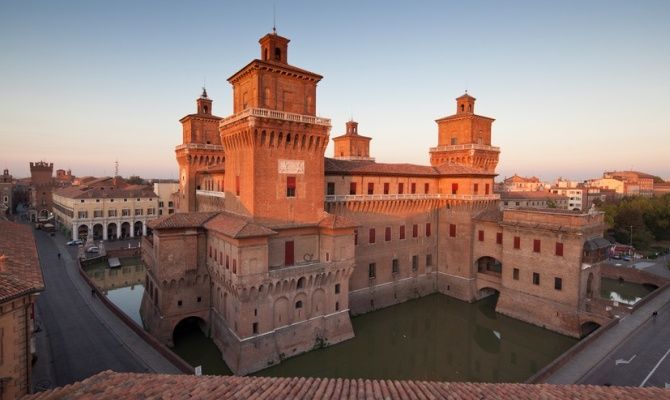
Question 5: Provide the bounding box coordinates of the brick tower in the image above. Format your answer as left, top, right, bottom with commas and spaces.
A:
176, 88, 223, 212
332, 120, 373, 160
429, 93, 500, 172
29, 161, 54, 220
220, 31, 331, 223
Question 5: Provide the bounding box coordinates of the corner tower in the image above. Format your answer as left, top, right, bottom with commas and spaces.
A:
220, 32, 331, 223
429, 93, 500, 172
332, 120, 373, 161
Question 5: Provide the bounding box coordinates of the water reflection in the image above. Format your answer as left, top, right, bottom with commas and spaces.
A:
600, 277, 655, 305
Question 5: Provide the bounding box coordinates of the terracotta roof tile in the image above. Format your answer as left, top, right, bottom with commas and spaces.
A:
325, 158, 494, 177
0, 221, 44, 302
204, 212, 277, 238
147, 212, 219, 230
318, 213, 359, 230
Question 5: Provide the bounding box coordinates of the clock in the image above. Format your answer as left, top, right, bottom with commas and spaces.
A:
278, 159, 305, 174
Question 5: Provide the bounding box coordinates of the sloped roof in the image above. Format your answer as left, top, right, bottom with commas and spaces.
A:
54, 177, 157, 200
147, 212, 219, 230
318, 213, 359, 229
500, 191, 566, 200
27, 371, 668, 400
473, 207, 503, 222
324, 158, 494, 177
204, 212, 276, 238
0, 220, 44, 302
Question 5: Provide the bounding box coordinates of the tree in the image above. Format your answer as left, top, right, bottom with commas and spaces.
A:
127, 175, 146, 185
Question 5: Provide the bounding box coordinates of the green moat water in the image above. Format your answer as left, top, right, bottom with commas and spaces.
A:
84, 262, 655, 381
600, 277, 656, 305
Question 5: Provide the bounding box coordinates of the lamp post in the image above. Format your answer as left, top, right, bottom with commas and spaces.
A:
629, 225, 633, 249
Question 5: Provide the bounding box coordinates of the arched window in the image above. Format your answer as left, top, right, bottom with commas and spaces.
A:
275, 47, 281, 60
297, 277, 305, 289
461, 104, 465, 112
295, 300, 303, 309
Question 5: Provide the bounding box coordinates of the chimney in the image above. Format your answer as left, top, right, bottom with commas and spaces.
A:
0, 254, 7, 272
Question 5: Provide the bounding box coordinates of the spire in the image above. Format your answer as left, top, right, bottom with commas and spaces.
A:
201, 87, 209, 99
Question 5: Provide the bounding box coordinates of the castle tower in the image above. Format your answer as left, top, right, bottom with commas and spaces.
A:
332, 120, 373, 160
429, 93, 500, 172
29, 161, 54, 220
220, 31, 330, 223
176, 88, 223, 212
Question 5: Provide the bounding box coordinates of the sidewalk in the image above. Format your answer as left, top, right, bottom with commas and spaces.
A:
545, 284, 670, 384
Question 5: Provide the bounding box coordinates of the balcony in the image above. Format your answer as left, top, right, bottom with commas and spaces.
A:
196, 190, 225, 198
219, 107, 331, 128
429, 143, 500, 153
175, 143, 224, 151
268, 260, 349, 280
325, 193, 499, 202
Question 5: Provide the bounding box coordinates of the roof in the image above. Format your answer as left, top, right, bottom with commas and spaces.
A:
27, 371, 669, 400
54, 177, 157, 200
504, 174, 541, 184
228, 59, 323, 83
584, 237, 612, 251
147, 212, 219, 230
324, 158, 494, 178
318, 213, 359, 229
0, 221, 44, 302
473, 207, 503, 222
500, 191, 567, 200
204, 212, 276, 238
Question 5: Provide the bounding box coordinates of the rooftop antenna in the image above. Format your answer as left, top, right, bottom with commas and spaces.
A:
114, 160, 119, 177
273, 3, 277, 34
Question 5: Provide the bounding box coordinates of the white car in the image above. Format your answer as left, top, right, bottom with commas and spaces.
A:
67, 239, 83, 246
86, 246, 100, 253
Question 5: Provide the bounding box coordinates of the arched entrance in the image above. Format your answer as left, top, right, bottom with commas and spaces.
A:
172, 316, 207, 346
475, 256, 502, 276
134, 221, 143, 237
121, 222, 131, 239
580, 321, 600, 337
78, 224, 89, 241
92, 224, 103, 240
107, 223, 117, 240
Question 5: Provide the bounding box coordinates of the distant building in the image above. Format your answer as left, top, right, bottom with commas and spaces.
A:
653, 182, 670, 196
52, 176, 158, 241
500, 191, 569, 210
29, 161, 54, 221
152, 182, 179, 216
55, 168, 75, 187
0, 169, 12, 215
586, 177, 626, 196
0, 220, 44, 399
502, 174, 547, 192
603, 171, 654, 197
550, 187, 584, 211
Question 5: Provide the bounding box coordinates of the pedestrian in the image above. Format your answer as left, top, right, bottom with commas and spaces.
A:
91, 288, 96, 297
652, 311, 658, 321
57, 252, 61, 259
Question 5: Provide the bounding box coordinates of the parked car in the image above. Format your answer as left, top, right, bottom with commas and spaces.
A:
622, 255, 632, 261
86, 246, 100, 253
66, 239, 83, 246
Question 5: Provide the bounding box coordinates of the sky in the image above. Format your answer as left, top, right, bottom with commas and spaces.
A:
1, 0, 669, 182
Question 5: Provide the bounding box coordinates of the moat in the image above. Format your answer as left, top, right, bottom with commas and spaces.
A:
84, 260, 654, 381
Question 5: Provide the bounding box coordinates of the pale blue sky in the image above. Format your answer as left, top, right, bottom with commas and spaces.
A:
1, 1, 669, 181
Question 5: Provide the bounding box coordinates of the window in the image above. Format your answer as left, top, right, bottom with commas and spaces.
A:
392, 259, 399, 274
385, 227, 391, 241
369, 228, 376, 244
411, 183, 416, 194
533, 239, 541, 253
474, 183, 479, 194
209, 246, 212, 258
297, 277, 305, 289
158, 201, 164, 208
424, 183, 430, 194
533, 272, 540, 285
335, 283, 340, 294
367, 182, 374, 195
383, 182, 390, 194
426, 254, 433, 267
286, 176, 296, 197
368, 263, 376, 278
399, 225, 406, 240
451, 137, 457, 145
177, 300, 182, 306
514, 236, 521, 249
449, 224, 456, 237
485, 184, 490, 195
412, 255, 418, 271
349, 182, 357, 195
94, 210, 103, 218
232, 259, 237, 274
354, 229, 358, 245
78, 211, 88, 219
147, 208, 155, 215
226, 255, 230, 269
554, 277, 562, 290
135, 209, 143, 216
295, 300, 303, 309
168, 201, 174, 208
285, 241, 294, 266
327, 182, 335, 195
426, 223, 431, 237
513, 268, 519, 280
214, 251, 218, 261
478, 230, 484, 241
197, 296, 202, 303
235, 176, 240, 196
412, 224, 418, 238
555, 242, 564, 256
398, 183, 404, 194
252, 322, 258, 334
451, 183, 459, 194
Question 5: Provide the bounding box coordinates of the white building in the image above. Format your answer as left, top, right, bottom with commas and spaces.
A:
153, 181, 179, 216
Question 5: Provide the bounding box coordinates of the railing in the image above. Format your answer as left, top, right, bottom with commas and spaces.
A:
196, 190, 225, 199
219, 107, 331, 128
175, 143, 224, 151
429, 144, 500, 153
325, 193, 499, 202
267, 260, 349, 280
332, 156, 376, 161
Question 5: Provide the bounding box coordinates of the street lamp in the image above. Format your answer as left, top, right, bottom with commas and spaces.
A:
629, 225, 633, 248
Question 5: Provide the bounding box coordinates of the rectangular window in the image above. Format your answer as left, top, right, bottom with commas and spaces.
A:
226, 255, 230, 269
513, 268, 519, 280
354, 229, 358, 245
424, 183, 429, 194
368, 263, 376, 278
399, 225, 405, 240
252, 322, 258, 334
449, 224, 456, 237
108, 209, 117, 217
349, 182, 357, 195
412, 255, 419, 271
78, 211, 88, 218
327, 182, 335, 195
533, 239, 541, 253
148, 208, 156, 215
398, 183, 404, 194
158, 201, 164, 208
93, 210, 103, 218
478, 230, 484, 242
411, 182, 416, 194
426, 254, 433, 267
284, 241, 294, 266
135, 208, 143, 216
485, 183, 490, 195
496, 232, 503, 244
232, 259, 237, 274
533, 272, 540, 285
219, 251, 223, 265
286, 176, 296, 197
383, 182, 390, 194
385, 227, 391, 241
451, 183, 459, 194
514, 236, 521, 249
168, 201, 174, 208
555, 242, 564, 256
474, 183, 479, 194
369, 228, 376, 244
335, 283, 340, 294
392, 259, 399, 274
236, 176, 240, 196
367, 182, 374, 195
425, 223, 431, 237
554, 277, 563, 290
412, 224, 418, 238
214, 251, 218, 261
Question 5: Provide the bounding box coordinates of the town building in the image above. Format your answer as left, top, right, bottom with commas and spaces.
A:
141, 31, 609, 375
501, 174, 547, 192
152, 181, 179, 216
654, 182, 670, 196
55, 169, 75, 187
52, 176, 158, 241
28, 161, 54, 221
0, 170, 12, 216
603, 170, 655, 197
0, 221, 44, 399
500, 191, 569, 209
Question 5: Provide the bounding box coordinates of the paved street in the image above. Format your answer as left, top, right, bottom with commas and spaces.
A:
31, 229, 180, 392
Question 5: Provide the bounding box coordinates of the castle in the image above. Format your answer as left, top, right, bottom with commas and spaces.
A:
140, 31, 609, 375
